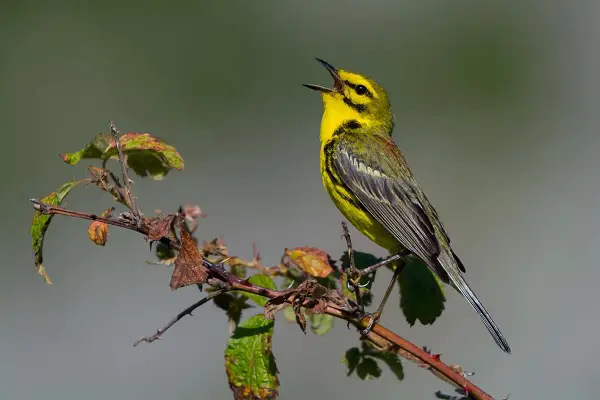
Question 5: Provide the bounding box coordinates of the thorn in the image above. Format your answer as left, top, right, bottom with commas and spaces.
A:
462, 384, 470, 397
432, 353, 442, 361
218, 257, 231, 268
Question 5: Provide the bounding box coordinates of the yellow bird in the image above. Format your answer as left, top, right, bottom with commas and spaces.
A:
304, 58, 510, 353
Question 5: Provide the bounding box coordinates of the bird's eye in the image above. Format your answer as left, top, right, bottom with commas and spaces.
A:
355, 85, 368, 95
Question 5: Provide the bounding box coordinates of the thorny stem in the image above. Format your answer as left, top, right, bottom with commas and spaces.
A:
29, 199, 497, 400
109, 121, 141, 225
133, 289, 228, 346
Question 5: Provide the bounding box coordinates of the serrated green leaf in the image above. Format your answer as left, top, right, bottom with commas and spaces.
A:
60, 132, 184, 180
356, 357, 382, 380
342, 347, 361, 376
241, 274, 276, 307
30, 180, 84, 284
362, 342, 404, 381
398, 255, 446, 325
225, 314, 279, 400
309, 313, 334, 336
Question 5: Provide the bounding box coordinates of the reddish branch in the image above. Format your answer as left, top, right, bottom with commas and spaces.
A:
30, 199, 495, 400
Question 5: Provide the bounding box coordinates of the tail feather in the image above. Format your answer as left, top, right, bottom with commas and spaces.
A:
437, 251, 511, 354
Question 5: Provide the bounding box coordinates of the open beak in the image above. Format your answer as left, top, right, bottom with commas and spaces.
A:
303, 58, 344, 93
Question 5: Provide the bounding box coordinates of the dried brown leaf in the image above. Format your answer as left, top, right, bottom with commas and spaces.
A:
293, 301, 307, 333
87, 207, 113, 246
264, 290, 295, 321
146, 213, 177, 242
170, 227, 208, 290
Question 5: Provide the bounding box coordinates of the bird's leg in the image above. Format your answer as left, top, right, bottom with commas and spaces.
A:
341, 222, 366, 315
360, 258, 406, 336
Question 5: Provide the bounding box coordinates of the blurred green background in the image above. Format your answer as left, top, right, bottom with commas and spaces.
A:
2, 0, 599, 399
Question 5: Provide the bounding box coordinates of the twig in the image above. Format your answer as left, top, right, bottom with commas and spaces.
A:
133, 289, 227, 346
109, 121, 141, 224
341, 221, 364, 313
30, 200, 497, 400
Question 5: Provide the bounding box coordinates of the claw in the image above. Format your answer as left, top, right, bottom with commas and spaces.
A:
346, 280, 355, 293
357, 277, 370, 288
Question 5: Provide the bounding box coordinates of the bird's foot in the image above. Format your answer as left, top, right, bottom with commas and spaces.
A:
359, 311, 381, 337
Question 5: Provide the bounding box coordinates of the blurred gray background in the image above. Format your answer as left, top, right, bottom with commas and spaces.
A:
2, 1, 599, 399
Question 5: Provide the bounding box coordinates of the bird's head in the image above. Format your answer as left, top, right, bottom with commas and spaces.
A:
304, 58, 394, 135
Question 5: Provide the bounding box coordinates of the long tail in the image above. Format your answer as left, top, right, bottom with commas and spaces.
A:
437, 251, 511, 353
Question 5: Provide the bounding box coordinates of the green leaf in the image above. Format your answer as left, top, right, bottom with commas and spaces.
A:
282, 306, 296, 322
30, 180, 84, 283
342, 251, 385, 271
60, 132, 184, 180
225, 314, 279, 400
362, 342, 404, 381
342, 347, 361, 376
356, 357, 382, 380
60, 133, 112, 165
309, 313, 334, 336
241, 274, 277, 307
398, 255, 446, 325
213, 293, 253, 327
154, 242, 177, 264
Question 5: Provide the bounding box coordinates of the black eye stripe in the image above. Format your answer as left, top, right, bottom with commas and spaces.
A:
343, 80, 372, 97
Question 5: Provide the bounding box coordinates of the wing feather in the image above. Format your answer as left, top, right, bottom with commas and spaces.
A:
332, 133, 450, 276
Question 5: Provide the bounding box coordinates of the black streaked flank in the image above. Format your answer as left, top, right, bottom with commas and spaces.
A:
323, 140, 364, 210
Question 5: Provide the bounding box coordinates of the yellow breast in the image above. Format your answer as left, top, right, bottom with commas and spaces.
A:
319, 144, 400, 253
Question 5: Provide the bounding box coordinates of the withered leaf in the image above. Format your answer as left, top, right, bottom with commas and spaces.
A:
264, 290, 295, 321
146, 213, 177, 242
170, 227, 208, 290
87, 207, 114, 246
293, 301, 307, 334
286, 246, 333, 278
61, 132, 184, 180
